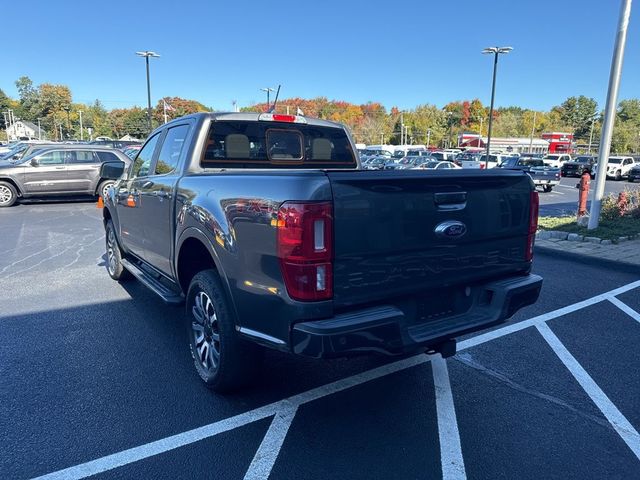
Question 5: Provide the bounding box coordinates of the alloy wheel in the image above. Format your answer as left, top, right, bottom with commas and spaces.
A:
191, 291, 221, 372
0, 185, 12, 205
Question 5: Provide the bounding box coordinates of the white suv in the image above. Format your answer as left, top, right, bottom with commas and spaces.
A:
542, 154, 572, 168
595, 156, 636, 180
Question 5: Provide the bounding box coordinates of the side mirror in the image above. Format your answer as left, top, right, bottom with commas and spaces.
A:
30, 158, 39, 166
12, 154, 20, 160
100, 161, 126, 180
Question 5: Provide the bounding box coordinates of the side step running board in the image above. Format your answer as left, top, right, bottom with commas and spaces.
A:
121, 258, 184, 304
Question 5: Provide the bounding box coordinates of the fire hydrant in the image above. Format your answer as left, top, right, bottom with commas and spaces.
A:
577, 171, 591, 218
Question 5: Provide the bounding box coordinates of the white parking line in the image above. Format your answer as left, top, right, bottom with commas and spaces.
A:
608, 297, 640, 324
458, 279, 640, 351
536, 323, 640, 461
432, 355, 467, 480
244, 405, 298, 480
31, 279, 640, 480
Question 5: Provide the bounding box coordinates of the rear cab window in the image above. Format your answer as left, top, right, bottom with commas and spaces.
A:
201, 120, 357, 169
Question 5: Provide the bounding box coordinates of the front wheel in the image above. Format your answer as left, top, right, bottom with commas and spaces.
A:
615, 170, 622, 181
0, 181, 18, 207
186, 270, 262, 392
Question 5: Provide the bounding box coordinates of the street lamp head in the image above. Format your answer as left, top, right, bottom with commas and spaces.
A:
482, 46, 513, 55
136, 51, 160, 58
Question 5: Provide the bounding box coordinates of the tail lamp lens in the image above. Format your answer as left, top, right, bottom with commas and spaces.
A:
277, 202, 333, 301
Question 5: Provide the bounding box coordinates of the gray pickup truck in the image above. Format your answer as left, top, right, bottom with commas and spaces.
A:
0, 146, 130, 207
101, 112, 542, 392
498, 157, 561, 192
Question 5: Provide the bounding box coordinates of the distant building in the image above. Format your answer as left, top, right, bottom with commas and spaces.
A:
458, 133, 549, 154
541, 132, 574, 153
6, 120, 46, 141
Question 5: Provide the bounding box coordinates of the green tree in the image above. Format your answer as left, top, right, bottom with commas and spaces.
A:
554, 95, 598, 140
617, 99, 640, 125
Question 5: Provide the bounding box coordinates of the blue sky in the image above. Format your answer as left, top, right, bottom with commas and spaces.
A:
1, 0, 638, 112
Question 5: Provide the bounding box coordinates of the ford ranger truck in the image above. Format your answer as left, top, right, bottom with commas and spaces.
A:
100, 112, 542, 392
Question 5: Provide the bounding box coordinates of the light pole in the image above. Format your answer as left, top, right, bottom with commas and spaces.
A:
260, 87, 275, 108
587, 114, 597, 154
426, 129, 431, 149
588, 0, 632, 230
63, 106, 71, 138
528, 111, 537, 153
482, 46, 513, 163
136, 51, 161, 134
78, 110, 84, 141
37, 118, 42, 140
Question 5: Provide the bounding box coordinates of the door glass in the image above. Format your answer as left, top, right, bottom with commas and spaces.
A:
155, 125, 189, 175
131, 134, 160, 178
69, 151, 97, 164
38, 151, 66, 165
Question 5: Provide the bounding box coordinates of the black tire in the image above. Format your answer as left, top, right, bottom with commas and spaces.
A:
543, 185, 553, 193
186, 270, 262, 392
105, 220, 131, 281
0, 181, 18, 207
629, 178, 635, 183
615, 170, 622, 181
98, 180, 115, 200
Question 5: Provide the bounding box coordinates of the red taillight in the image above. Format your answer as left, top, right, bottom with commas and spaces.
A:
526, 190, 539, 261
272, 114, 296, 123
277, 202, 333, 301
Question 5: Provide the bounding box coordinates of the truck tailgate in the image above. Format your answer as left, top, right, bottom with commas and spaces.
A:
327, 170, 534, 307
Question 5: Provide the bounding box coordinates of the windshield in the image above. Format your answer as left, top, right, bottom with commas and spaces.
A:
574, 157, 592, 163
544, 155, 560, 160
422, 161, 440, 168
608, 158, 622, 164
0, 143, 29, 160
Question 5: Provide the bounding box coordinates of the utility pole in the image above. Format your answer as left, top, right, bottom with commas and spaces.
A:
37, 118, 42, 140
78, 111, 83, 141
529, 111, 537, 153
588, 0, 632, 230
59, 124, 63, 140
587, 115, 596, 154
400, 112, 404, 146
426, 129, 431, 148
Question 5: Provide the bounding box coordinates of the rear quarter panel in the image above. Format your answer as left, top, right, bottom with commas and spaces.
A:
174, 171, 333, 344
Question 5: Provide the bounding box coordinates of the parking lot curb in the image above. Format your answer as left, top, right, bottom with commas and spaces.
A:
535, 241, 640, 274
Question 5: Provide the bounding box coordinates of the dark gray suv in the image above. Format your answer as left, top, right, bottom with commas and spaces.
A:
0, 146, 130, 207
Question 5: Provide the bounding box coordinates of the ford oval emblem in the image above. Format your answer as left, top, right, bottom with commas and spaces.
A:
435, 220, 467, 239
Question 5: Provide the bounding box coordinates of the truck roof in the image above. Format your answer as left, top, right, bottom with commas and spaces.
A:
174, 112, 346, 130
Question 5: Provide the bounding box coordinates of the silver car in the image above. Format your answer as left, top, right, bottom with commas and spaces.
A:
0, 146, 130, 207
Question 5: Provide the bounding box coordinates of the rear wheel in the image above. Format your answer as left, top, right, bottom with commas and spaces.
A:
105, 220, 131, 281
543, 185, 553, 193
0, 181, 18, 207
615, 170, 622, 181
629, 177, 635, 183
186, 270, 262, 392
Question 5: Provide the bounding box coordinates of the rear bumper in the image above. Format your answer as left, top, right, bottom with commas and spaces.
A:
291, 273, 542, 358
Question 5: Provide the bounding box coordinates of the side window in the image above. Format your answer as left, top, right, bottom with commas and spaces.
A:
69, 151, 97, 164
96, 151, 121, 163
154, 125, 189, 175
38, 151, 66, 165
131, 134, 160, 178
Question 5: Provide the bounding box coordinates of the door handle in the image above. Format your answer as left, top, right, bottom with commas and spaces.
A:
153, 191, 169, 198
55, 166, 65, 170
434, 192, 467, 211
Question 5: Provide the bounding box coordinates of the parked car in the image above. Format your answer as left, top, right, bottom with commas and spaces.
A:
541, 153, 571, 168
561, 156, 597, 177
0, 146, 130, 207
0, 142, 81, 163
412, 160, 461, 170
498, 157, 561, 192
628, 162, 640, 183
593, 156, 636, 180
363, 156, 387, 170
100, 112, 542, 391
0, 140, 52, 161
89, 140, 142, 150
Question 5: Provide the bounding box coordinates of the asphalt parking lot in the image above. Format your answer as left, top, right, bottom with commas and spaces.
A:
1, 200, 640, 480
538, 176, 639, 216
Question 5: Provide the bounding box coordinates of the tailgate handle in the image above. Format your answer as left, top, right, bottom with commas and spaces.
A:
434, 192, 467, 211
